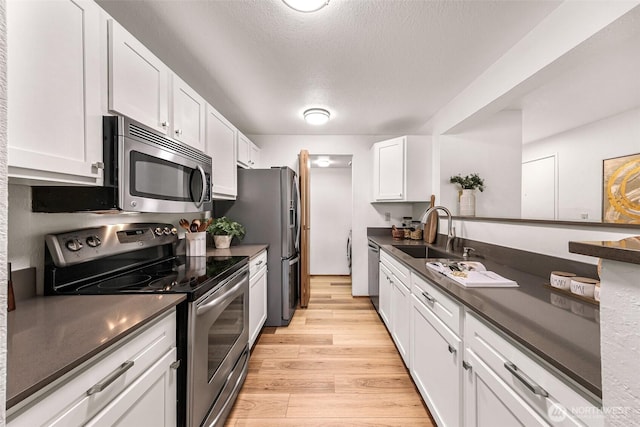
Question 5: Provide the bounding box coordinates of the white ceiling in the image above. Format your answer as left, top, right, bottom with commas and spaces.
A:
97, 0, 562, 136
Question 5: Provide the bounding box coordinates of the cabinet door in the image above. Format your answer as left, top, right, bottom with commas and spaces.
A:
171, 75, 206, 151
373, 137, 405, 200
249, 142, 260, 168
249, 266, 268, 347
8, 0, 103, 184
378, 263, 392, 327
464, 350, 549, 427
85, 348, 177, 427
391, 280, 411, 367
411, 295, 461, 427
237, 133, 251, 168
206, 104, 237, 199
108, 19, 170, 134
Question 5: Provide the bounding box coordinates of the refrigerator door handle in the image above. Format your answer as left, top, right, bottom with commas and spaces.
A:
293, 176, 301, 252
288, 256, 300, 265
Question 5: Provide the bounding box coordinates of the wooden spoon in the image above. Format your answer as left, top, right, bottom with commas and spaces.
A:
198, 218, 213, 232
179, 218, 191, 233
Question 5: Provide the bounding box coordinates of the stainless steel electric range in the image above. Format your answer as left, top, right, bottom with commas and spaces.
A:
44, 223, 249, 427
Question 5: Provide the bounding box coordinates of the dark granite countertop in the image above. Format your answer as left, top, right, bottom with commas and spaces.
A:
7, 294, 185, 409
206, 244, 268, 258
569, 236, 640, 265
369, 233, 601, 399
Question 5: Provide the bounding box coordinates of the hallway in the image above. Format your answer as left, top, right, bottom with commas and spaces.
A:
225, 275, 435, 426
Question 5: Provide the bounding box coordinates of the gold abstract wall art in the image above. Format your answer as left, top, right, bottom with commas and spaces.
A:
603, 153, 640, 224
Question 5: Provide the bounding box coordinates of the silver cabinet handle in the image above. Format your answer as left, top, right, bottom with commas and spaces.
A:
504, 361, 549, 397
175, 129, 183, 136
422, 291, 435, 303
161, 121, 169, 128
256, 260, 264, 266
463, 361, 472, 371
448, 344, 456, 354
91, 162, 104, 170
170, 360, 181, 370
86, 361, 134, 396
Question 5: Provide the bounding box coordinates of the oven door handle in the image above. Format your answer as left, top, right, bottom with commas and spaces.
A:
196, 277, 245, 316
193, 164, 207, 208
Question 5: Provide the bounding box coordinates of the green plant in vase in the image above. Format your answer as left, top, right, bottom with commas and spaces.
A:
207, 217, 245, 248
450, 173, 484, 216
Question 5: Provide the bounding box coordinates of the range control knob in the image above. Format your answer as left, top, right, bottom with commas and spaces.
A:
170, 227, 178, 235
86, 235, 101, 248
65, 239, 83, 252
163, 227, 172, 235
154, 227, 164, 236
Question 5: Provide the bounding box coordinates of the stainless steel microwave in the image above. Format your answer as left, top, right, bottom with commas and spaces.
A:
32, 116, 213, 213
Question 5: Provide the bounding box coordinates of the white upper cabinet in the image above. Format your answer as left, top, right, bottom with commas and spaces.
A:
171, 75, 206, 152
108, 19, 170, 135
8, 0, 104, 185
206, 104, 237, 199
371, 135, 433, 202
237, 132, 260, 169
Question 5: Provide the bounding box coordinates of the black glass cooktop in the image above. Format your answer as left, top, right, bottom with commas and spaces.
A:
65, 255, 248, 301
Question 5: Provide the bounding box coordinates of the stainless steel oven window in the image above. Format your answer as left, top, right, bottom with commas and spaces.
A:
207, 292, 244, 381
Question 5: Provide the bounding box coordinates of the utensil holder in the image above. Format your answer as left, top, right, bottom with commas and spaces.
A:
186, 232, 207, 257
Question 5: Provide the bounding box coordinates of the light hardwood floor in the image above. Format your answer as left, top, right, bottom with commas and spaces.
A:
225, 275, 436, 426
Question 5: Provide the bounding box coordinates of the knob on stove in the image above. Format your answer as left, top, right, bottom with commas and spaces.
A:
86, 235, 101, 248
154, 227, 164, 236
65, 239, 83, 252
163, 227, 172, 235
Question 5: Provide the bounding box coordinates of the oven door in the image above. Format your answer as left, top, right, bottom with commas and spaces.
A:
120, 134, 212, 213
188, 266, 249, 427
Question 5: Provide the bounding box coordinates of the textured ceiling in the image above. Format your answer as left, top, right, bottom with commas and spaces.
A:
97, 0, 561, 136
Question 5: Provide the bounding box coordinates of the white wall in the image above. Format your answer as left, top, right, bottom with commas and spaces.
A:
439, 110, 522, 218
249, 134, 414, 296
523, 107, 640, 222
7, 184, 195, 294
310, 167, 351, 275
0, 0, 7, 420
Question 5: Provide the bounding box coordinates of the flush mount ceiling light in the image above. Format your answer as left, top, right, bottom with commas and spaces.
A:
303, 108, 331, 125
282, 0, 329, 13
316, 158, 331, 167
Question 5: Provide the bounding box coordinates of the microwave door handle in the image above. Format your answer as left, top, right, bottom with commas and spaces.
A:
194, 164, 207, 208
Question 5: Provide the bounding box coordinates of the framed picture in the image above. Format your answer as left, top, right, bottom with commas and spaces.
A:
603, 153, 640, 224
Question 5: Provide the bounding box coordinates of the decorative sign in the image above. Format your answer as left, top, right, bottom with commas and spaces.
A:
603, 153, 640, 224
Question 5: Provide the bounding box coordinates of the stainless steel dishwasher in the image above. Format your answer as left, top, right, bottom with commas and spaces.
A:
368, 239, 380, 312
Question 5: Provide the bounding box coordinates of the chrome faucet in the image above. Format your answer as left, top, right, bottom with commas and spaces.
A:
420, 205, 455, 251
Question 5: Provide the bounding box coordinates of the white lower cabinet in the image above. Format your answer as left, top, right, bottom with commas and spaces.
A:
371, 251, 603, 427
411, 292, 462, 427
249, 250, 268, 347
378, 263, 392, 328
8, 309, 178, 427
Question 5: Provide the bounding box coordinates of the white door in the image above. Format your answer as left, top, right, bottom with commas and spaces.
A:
237, 133, 251, 168
378, 263, 392, 327
391, 280, 411, 366
206, 104, 237, 199
522, 155, 557, 220
108, 19, 170, 134
249, 266, 268, 347
171, 75, 206, 151
464, 350, 549, 427
411, 296, 461, 427
8, 0, 103, 184
249, 142, 260, 168
85, 349, 177, 427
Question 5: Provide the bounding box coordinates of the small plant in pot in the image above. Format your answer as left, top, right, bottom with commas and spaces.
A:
206, 217, 245, 249
449, 173, 485, 192
450, 173, 485, 217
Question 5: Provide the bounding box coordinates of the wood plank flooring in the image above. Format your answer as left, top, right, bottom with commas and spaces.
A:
225, 275, 436, 426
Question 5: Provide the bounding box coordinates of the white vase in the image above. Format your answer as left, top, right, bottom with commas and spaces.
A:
459, 189, 476, 216
213, 235, 232, 249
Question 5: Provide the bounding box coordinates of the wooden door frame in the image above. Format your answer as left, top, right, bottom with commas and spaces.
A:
299, 150, 311, 308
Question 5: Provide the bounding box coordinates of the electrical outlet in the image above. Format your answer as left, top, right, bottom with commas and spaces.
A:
384, 212, 391, 221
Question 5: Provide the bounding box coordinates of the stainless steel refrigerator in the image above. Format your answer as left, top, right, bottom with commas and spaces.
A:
221, 167, 300, 326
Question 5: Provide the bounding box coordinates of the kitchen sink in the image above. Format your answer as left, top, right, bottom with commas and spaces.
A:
392, 245, 459, 259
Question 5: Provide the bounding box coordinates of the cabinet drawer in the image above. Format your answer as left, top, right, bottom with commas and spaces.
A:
411, 272, 461, 335
465, 311, 603, 427
380, 250, 409, 288
9, 310, 177, 426
250, 250, 267, 278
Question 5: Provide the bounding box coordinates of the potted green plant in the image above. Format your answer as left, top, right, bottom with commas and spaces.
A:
206, 216, 245, 249
450, 173, 485, 216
